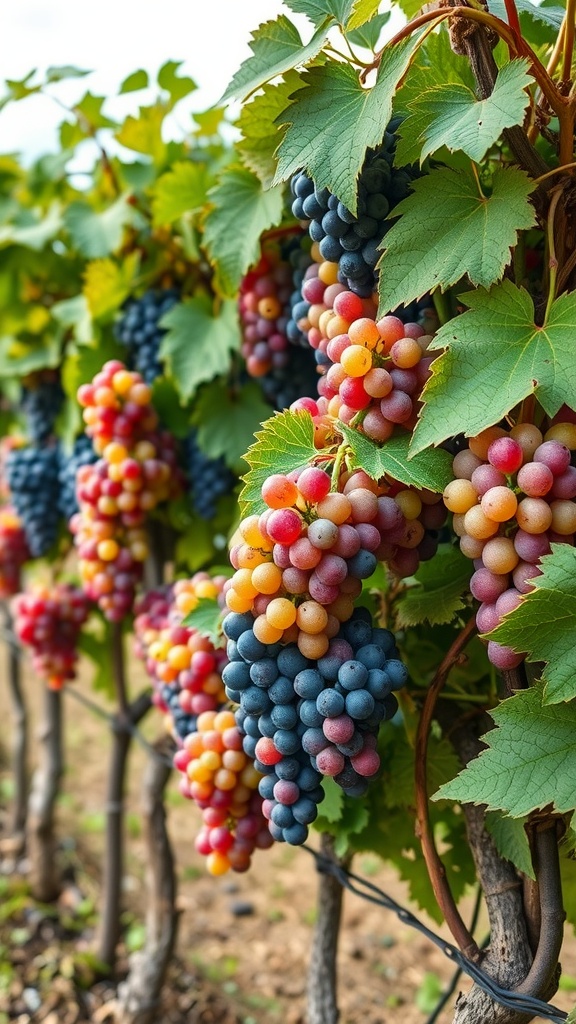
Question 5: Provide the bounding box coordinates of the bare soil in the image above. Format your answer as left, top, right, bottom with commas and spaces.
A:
0, 651, 575, 1024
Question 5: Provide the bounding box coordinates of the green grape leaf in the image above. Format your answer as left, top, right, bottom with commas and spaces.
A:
408, 60, 531, 164
221, 15, 334, 104
72, 92, 118, 131
151, 161, 209, 227
239, 409, 318, 517
151, 379, 191, 438
175, 517, 218, 573
203, 167, 284, 297
77, 623, 115, 699
115, 104, 167, 163
157, 61, 197, 106
378, 166, 536, 314
182, 598, 224, 646
382, 726, 462, 810
191, 380, 272, 472
159, 296, 240, 402
83, 253, 140, 321
193, 107, 226, 137
0, 71, 41, 109
347, 12, 390, 48
341, 427, 453, 492
120, 69, 149, 94
285, 0, 354, 23
435, 682, 576, 817
485, 812, 535, 879
274, 37, 422, 214
347, 0, 385, 31
317, 777, 345, 823
0, 203, 62, 250
489, 545, 576, 705
237, 72, 301, 188
395, 546, 472, 627
411, 280, 576, 455
0, 335, 61, 377
64, 196, 143, 258
52, 295, 93, 346
488, 0, 564, 29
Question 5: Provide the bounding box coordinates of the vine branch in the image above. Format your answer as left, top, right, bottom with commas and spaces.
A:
414, 615, 479, 958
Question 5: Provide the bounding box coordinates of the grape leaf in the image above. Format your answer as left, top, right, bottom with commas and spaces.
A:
159, 296, 240, 402
488, 0, 564, 29
72, 92, 118, 131
341, 426, 453, 491
64, 196, 143, 258
203, 168, 284, 297
182, 598, 224, 646
45, 65, 91, 83
382, 726, 462, 810
434, 682, 576, 818
237, 72, 301, 188
485, 812, 535, 879
347, 0, 384, 31
284, 0, 353, 24
157, 61, 197, 106
52, 295, 93, 347
83, 253, 140, 320
395, 546, 472, 627
191, 380, 272, 472
377, 166, 536, 314
408, 60, 531, 165
274, 38, 423, 214
115, 104, 166, 164
317, 776, 344, 823
239, 409, 318, 517
120, 69, 149, 93
347, 12, 390, 48
411, 280, 576, 455
221, 15, 334, 104
0, 203, 62, 250
489, 545, 576, 705
151, 162, 209, 227
0, 335, 61, 377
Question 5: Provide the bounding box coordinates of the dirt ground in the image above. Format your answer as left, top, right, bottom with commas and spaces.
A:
1, 650, 575, 1024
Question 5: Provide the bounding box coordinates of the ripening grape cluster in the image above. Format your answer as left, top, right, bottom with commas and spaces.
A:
13, 583, 90, 690
183, 430, 237, 521
20, 371, 64, 444
6, 445, 61, 557
238, 233, 318, 410
291, 127, 417, 297
134, 574, 228, 741
444, 420, 576, 668
71, 360, 182, 620
174, 709, 273, 875
0, 507, 29, 598
224, 606, 406, 846
114, 288, 179, 385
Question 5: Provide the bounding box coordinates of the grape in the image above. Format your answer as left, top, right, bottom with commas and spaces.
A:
20, 371, 64, 444
115, 288, 179, 384
57, 434, 97, 522
6, 445, 61, 558
0, 508, 29, 598
184, 430, 237, 521
14, 583, 90, 690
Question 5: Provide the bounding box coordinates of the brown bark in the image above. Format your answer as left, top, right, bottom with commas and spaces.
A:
27, 686, 63, 902
0, 606, 28, 856
307, 833, 350, 1024
117, 735, 179, 1024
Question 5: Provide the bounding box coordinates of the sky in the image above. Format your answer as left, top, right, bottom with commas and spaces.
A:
0, 1, 310, 162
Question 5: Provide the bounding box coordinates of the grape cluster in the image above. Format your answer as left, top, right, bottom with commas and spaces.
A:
134, 574, 228, 741
226, 465, 445, 643
239, 232, 319, 410
114, 288, 179, 385
6, 445, 61, 557
291, 130, 418, 297
174, 709, 272, 875
13, 583, 91, 690
445, 420, 576, 668
20, 371, 64, 444
57, 435, 97, 522
184, 431, 237, 520
72, 360, 182, 619
223, 606, 406, 845
0, 507, 29, 598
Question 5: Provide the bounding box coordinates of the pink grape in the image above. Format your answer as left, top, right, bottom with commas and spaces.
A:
487, 437, 524, 473
533, 440, 571, 474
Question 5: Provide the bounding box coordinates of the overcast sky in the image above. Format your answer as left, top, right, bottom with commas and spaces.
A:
0, 1, 305, 161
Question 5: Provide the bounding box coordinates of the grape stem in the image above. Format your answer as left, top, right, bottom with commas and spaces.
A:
414, 615, 479, 958
542, 186, 564, 327
330, 441, 348, 491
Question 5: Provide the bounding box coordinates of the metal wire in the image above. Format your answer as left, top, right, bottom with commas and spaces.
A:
303, 845, 568, 1024
64, 686, 175, 768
